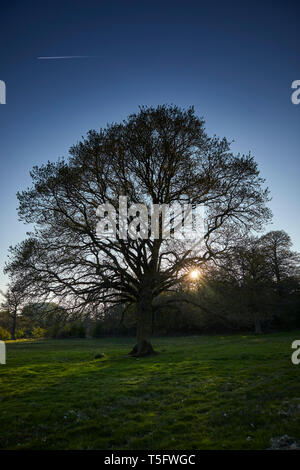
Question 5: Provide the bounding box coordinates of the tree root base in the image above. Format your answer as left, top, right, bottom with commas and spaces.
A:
128, 340, 157, 358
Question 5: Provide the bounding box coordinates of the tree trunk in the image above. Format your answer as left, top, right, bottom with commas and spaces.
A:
254, 312, 263, 334
11, 311, 17, 340
129, 285, 156, 357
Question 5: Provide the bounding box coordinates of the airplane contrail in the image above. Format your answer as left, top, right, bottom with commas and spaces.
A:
37, 56, 95, 60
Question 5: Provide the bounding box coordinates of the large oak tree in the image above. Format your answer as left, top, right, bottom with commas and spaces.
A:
5, 105, 271, 356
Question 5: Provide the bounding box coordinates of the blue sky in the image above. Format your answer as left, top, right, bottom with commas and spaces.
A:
0, 0, 299, 292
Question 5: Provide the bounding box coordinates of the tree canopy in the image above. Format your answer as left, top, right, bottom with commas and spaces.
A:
5, 105, 272, 355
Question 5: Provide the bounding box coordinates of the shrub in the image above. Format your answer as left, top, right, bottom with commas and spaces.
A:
48, 323, 86, 339
15, 329, 25, 339
58, 324, 72, 338
92, 322, 103, 338
0, 326, 11, 341
32, 327, 46, 339
70, 323, 86, 338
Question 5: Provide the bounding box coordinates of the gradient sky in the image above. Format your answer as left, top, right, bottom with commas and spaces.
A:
0, 0, 299, 293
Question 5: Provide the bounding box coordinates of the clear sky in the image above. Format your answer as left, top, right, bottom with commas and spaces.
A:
0, 0, 299, 293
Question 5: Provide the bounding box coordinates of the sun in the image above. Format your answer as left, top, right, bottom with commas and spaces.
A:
189, 269, 201, 281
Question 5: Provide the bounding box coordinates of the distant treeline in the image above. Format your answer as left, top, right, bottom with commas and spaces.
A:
1, 230, 299, 340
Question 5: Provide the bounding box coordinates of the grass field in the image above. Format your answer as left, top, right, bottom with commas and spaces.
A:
0, 332, 300, 450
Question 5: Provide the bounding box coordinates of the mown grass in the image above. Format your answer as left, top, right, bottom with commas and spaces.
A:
0, 332, 300, 450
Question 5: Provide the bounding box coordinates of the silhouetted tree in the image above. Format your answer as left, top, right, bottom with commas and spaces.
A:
0, 280, 27, 340
5, 105, 271, 356
260, 230, 300, 292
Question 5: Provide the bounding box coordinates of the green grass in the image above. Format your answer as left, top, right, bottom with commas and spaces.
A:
0, 332, 300, 450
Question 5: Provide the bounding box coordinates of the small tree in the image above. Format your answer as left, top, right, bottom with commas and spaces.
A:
211, 236, 274, 333
260, 230, 300, 291
0, 281, 27, 340
21, 302, 69, 335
